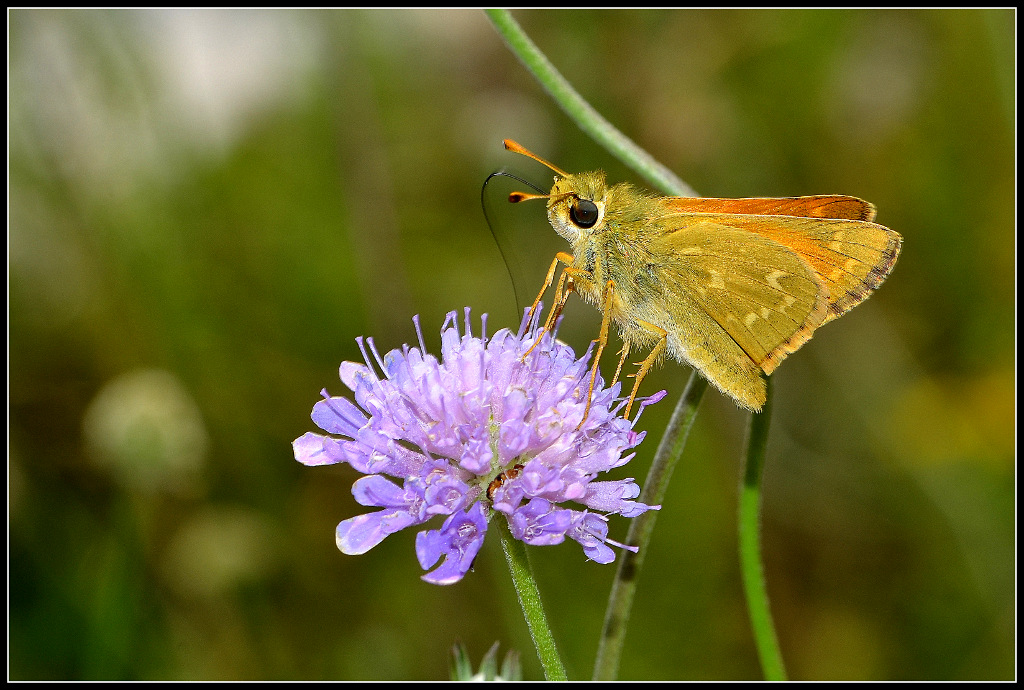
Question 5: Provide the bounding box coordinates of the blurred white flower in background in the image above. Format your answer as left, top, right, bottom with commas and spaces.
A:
82, 368, 208, 494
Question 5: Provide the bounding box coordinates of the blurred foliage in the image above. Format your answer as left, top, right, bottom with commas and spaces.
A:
8, 8, 1014, 680
450, 641, 522, 681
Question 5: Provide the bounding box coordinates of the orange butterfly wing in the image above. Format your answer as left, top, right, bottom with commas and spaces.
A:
659, 195, 877, 222
658, 196, 901, 327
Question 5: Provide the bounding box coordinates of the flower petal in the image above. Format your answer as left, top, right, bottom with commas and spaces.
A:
293, 432, 343, 466
312, 394, 368, 436
567, 511, 616, 563
339, 361, 371, 391
508, 498, 571, 546
416, 503, 488, 585
336, 509, 418, 555
351, 474, 411, 508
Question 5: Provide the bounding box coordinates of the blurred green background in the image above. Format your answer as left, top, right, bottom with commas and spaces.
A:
9, 8, 1014, 680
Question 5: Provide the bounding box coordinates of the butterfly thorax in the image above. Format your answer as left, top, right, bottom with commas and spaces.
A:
546, 173, 667, 343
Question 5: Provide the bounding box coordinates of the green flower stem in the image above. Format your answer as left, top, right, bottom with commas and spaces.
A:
486, 8, 712, 679
592, 373, 708, 680
738, 378, 787, 680
484, 9, 698, 199
497, 520, 568, 681
488, 9, 785, 681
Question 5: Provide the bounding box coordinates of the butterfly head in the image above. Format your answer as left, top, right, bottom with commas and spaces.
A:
503, 139, 610, 245
544, 172, 609, 244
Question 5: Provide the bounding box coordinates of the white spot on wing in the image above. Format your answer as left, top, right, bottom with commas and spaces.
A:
766, 270, 787, 291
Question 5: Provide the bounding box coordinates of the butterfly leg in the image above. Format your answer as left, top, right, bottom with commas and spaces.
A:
523, 252, 576, 359
577, 279, 616, 428
525, 252, 575, 325
541, 264, 577, 334
610, 341, 631, 388
624, 320, 668, 420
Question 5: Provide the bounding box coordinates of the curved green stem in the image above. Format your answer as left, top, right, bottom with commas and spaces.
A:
738, 378, 787, 680
592, 374, 707, 679
497, 521, 567, 681
486, 9, 787, 681
484, 9, 716, 680
484, 9, 698, 198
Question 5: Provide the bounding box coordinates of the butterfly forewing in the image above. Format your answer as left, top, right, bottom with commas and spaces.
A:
686, 213, 902, 324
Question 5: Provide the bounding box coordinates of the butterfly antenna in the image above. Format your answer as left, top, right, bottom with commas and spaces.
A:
503, 139, 569, 178
481, 169, 546, 313
508, 190, 550, 204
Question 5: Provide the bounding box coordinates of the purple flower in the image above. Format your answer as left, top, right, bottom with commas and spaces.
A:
293, 308, 664, 585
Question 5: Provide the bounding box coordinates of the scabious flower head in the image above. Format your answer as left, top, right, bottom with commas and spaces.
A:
293, 308, 664, 585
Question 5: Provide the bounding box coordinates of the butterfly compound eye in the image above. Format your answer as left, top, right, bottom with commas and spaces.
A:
570, 198, 600, 228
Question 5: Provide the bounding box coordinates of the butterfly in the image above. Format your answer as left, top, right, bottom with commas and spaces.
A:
503, 139, 902, 418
